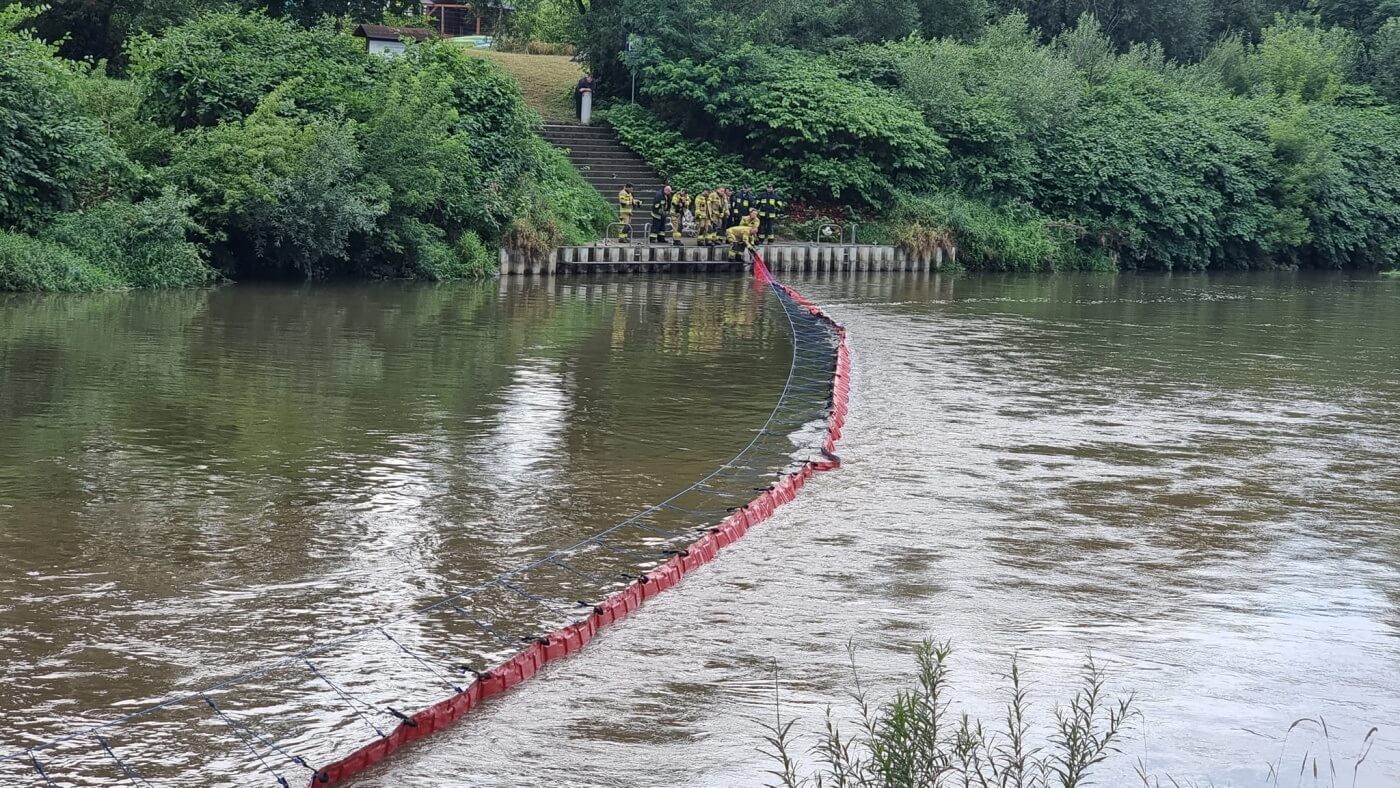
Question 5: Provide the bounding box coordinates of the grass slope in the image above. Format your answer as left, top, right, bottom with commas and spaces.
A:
464, 49, 581, 122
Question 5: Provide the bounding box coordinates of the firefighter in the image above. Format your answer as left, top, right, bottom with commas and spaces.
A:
714, 188, 732, 234
693, 190, 712, 246
705, 189, 727, 246
756, 184, 784, 245
669, 188, 689, 246
738, 187, 755, 229
726, 208, 761, 261
649, 186, 672, 244
728, 187, 749, 230
616, 183, 638, 243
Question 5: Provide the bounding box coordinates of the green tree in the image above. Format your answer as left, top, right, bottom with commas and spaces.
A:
127, 11, 380, 129
1367, 16, 1400, 101
1253, 14, 1361, 102
161, 90, 386, 278
28, 0, 235, 64
0, 7, 132, 231
916, 0, 991, 41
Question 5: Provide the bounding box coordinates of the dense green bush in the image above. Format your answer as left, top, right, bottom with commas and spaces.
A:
1, 7, 610, 291
0, 9, 133, 231
603, 105, 778, 191
1371, 18, 1400, 102
636, 43, 946, 203
40, 190, 215, 288
162, 91, 386, 278
498, 0, 582, 47
889, 192, 1076, 271
527, 143, 617, 246
0, 233, 118, 292
128, 11, 381, 129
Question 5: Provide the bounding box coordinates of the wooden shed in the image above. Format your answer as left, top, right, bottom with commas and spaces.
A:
353, 24, 437, 56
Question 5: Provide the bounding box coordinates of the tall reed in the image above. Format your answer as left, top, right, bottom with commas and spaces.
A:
761, 640, 1133, 788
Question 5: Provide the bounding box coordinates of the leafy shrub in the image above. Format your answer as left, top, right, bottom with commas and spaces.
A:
455, 231, 494, 276
1370, 19, 1400, 103
355, 59, 496, 274
128, 11, 380, 130
394, 41, 541, 194
0, 232, 117, 292
603, 104, 777, 191
638, 44, 947, 204
1285, 102, 1400, 268
1030, 68, 1297, 269
1253, 15, 1361, 103
66, 64, 177, 167
40, 189, 215, 288
162, 90, 386, 278
525, 142, 613, 245
854, 17, 1084, 201
0, 9, 133, 231
413, 237, 472, 281
763, 641, 1134, 787
891, 191, 1072, 271
498, 0, 582, 48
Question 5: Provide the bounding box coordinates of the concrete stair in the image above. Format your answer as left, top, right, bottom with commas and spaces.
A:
539, 123, 664, 203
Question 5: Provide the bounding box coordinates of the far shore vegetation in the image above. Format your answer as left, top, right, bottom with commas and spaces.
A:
4, 0, 1400, 293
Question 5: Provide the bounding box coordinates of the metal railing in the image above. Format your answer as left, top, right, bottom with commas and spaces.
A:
815, 223, 858, 245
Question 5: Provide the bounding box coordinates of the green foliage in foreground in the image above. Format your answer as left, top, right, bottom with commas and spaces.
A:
0, 8, 610, 292
762, 641, 1134, 787
766, 640, 1386, 787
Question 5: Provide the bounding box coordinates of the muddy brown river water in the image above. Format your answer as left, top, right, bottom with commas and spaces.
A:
2, 273, 1398, 787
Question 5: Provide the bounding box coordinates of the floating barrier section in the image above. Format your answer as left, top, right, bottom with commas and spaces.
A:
312, 254, 850, 786
2, 256, 850, 787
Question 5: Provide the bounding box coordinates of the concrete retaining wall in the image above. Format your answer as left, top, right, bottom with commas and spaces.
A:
497, 243, 954, 276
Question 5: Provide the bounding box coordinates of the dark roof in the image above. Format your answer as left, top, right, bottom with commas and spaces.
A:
353, 24, 438, 42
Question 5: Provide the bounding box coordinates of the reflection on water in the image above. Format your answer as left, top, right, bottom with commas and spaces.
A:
3, 272, 1399, 787
0, 278, 789, 785
358, 272, 1400, 788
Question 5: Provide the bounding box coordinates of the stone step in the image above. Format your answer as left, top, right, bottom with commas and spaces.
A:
539, 130, 617, 144
573, 157, 652, 169
577, 166, 659, 177
540, 123, 614, 134
539, 123, 664, 218
558, 145, 647, 157
540, 131, 618, 142
542, 138, 622, 149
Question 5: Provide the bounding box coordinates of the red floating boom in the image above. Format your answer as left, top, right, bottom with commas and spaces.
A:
312, 258, 850, 785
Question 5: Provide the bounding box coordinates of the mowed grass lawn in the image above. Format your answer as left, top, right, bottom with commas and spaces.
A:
464, 49, 581, 122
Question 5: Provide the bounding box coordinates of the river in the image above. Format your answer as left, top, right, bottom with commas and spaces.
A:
1, 272, 1397, 786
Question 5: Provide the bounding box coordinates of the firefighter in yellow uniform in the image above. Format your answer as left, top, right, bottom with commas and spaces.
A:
669, 189, 689, 246
616, 183, 638, 242
705, 190, 727, 246
711, 189, 730, 240
727, 209, 761, 261
691, 190, 709, 246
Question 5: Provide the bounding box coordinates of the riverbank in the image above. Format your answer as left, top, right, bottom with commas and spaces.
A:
0, 9, 610, 294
